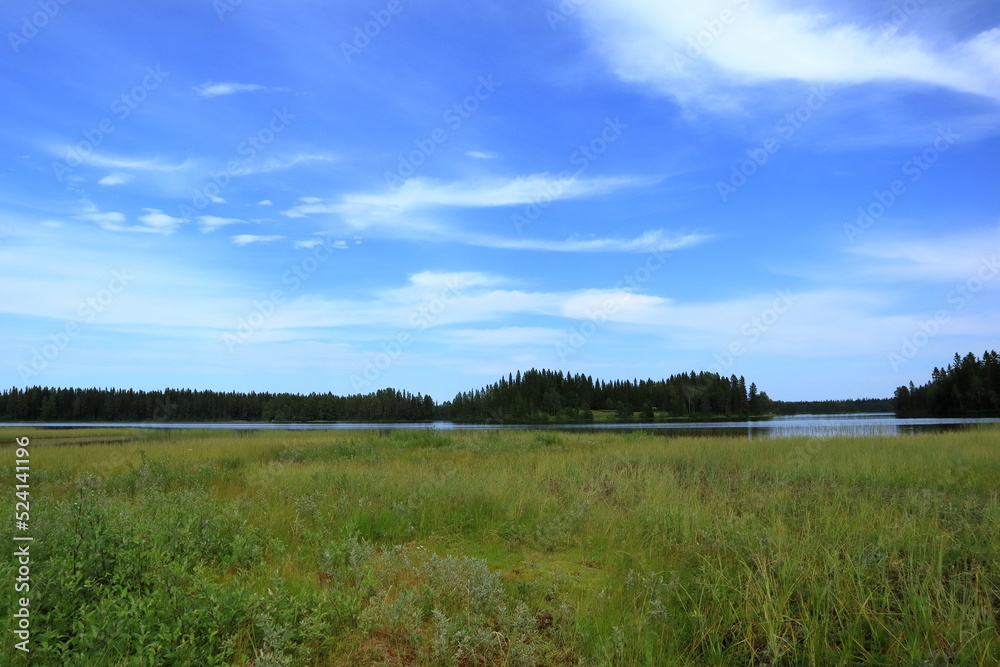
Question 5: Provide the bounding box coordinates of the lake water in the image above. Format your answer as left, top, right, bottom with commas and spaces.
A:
3, 414, 999, 438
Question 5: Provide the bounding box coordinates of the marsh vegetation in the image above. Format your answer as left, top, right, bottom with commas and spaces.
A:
2, 426, 998, 665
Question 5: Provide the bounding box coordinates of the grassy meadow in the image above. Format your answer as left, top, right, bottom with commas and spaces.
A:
1, 426, 998, 666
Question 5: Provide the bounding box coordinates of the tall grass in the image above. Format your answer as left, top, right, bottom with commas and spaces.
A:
1, 426, 997, 665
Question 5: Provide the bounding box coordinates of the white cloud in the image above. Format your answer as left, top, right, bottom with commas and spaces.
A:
136, 209, 186, 234
281, 174, 657, 248
405, 270, 507, 291
232, 234, 285, 246
258, 199, 273, 206
97, 172, 133, 186
463, 229, 712, 253
849, 228, 1000, 283
280, 175, 699, 253
580, 0, 1000, 107
434, 327, 564, 347
351, 174, 646, 211
241, 153, 335, 175
76, 211, 127, 229
466, 150, 498, 159
69, 153, 195, 173
76, 208, 185, 234
293, 238, 348, 250
284, 175, 647, 220
195, 82, 268, 97
198, 216, 245, 233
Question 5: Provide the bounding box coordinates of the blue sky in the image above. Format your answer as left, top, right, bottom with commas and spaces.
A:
2, 0, 998, 402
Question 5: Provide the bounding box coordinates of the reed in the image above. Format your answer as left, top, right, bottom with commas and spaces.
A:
1, 426, 997, 665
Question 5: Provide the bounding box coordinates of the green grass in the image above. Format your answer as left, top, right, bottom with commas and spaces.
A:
1, 426, 998, 665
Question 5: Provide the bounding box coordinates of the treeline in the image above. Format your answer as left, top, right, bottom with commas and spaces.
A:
1, 371, 776, 424
773, 398, 893, 415
446, 369, 774, 423
0, 387, 436, 423
895, 351, 1000, 417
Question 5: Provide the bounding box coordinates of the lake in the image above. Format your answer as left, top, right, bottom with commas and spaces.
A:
3, 414, 999, 438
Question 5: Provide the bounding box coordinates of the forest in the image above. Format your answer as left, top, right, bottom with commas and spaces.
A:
12, 351, 999, 423
773, 397, 893, 415
894, 350, 1000, 417
0, 386, 436, 423
447, 369, 773, 422
0, 369, 774, 423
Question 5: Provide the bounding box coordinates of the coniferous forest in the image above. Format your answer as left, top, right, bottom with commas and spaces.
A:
0, 387, 436, 423
447, 369, 772, 422
894, 350, 1000, 417
0, 369, 773, 423
773, 398, 894, 415
3, 352, 996, 423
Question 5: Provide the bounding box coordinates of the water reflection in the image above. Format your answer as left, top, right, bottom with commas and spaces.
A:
3, 414, 998, 438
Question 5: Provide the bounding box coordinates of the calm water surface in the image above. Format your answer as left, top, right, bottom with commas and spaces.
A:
4, 414, 999, 438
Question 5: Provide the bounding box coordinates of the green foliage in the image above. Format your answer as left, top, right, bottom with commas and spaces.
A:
0, 385, 436, 422
896, 350, 1000, 417
347, 544, 573, 666
448, 368, 773, 422
2, 426, 998, 665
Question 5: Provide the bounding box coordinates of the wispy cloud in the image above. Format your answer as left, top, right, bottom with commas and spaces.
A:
581, 0, 1000, 107
70, 153, 195, 173
76, 210, 127, 229
462, 229, 713, 253
232, 234, 285, 246
434, 327, 564, 347
77, 208, 185, 235
280, 175, 690, 253
293, 238, 348, 250
240, 153, 335, 175
466, 150, 498, 159
198, 216, 246, 233
349, 174, 648, 211
282, 174, 652, 227
849, 228, 1000, 282
137, 209, 186, 234
97, 172, 133, 186
195, 82, 286, 98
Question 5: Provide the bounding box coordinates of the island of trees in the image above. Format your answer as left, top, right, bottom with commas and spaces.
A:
894, 350, 1000, 417
447, 369, 773, 422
